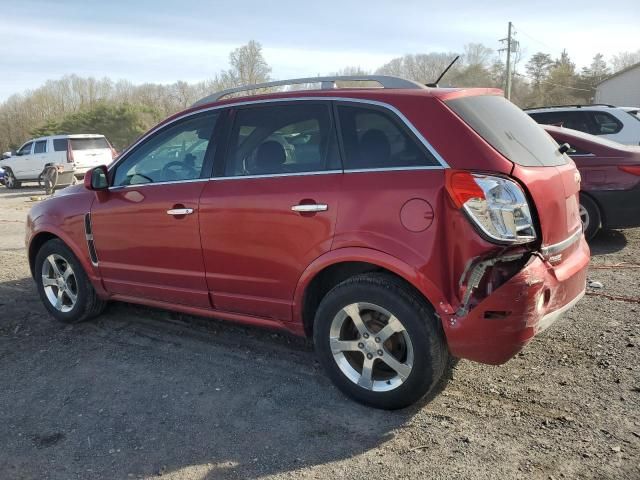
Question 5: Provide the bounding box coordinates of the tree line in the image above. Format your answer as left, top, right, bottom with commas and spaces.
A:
1, 40, 638, 153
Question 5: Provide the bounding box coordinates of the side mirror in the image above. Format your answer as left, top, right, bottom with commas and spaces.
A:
84, 165, 109, 191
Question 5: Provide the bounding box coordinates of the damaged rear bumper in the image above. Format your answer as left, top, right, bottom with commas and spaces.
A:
443, 235, 589, 365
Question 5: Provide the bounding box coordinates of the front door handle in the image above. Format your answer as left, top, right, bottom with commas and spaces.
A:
166, 208, 194, 215
291, 204, 328, 213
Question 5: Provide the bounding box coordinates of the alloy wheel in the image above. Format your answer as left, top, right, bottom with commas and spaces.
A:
41, 254, 78, 313
579, 204, 590, 234
329, 302, 414, 392
6, 171, 15, 188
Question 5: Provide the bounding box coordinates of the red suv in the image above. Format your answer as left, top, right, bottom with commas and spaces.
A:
26, 76, 589, 409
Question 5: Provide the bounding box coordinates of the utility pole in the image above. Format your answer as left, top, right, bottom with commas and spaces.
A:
505, 21, 513, 100
498, 21, 516, 100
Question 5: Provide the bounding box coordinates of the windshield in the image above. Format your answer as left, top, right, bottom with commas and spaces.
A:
446, 95, 567, 167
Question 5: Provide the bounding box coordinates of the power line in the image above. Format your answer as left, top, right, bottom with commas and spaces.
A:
515, 26, 563, 56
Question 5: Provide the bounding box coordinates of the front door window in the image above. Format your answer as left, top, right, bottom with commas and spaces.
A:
113, 112, 219, 186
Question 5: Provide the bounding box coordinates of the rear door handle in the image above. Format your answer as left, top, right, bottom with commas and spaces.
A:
291, 204, 328, 213
166, 208, 194, 215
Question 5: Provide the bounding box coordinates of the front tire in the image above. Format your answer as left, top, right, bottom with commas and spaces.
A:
313, 273, 448, 410
4, 169, 21, 189
34, 239, 106, 323
580, 194, 601, 241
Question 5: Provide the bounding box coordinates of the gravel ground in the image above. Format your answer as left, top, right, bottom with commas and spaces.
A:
0, 186, 638, 480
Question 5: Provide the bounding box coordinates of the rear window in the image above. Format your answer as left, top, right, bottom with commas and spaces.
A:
447, 95, 566, 167
70, 137, 109, 150
53, 139, 68, 151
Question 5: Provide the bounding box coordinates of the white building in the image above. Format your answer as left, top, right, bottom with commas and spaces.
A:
595, 62, 640, 107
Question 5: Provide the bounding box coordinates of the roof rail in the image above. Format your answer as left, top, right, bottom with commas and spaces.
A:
192, 75, 426, 107
524, 103, 617, 110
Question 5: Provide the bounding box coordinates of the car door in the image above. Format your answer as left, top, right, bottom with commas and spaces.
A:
90, 110, 222, 308
199, 101, 341, 322
29, 140, 48, 178
13, 142, 33, 178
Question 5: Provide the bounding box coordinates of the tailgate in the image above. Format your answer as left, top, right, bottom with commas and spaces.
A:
69, 137, 112, 168
511, 162, 582, 248
445, 94, 581, 249
73, 149, 112, 168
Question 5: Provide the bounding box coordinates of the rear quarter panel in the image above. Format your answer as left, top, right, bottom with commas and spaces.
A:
330, 169, 503, 318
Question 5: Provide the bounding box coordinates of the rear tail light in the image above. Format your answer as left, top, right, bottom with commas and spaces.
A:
619, 165, 640, 176
66, 142, 74, 163
110, 147, 118, 160
446, 170, 537, 244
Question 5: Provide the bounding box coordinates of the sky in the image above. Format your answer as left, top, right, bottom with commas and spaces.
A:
0, 0, 639, 101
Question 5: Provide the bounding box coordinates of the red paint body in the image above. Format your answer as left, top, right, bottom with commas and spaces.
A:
27, 88, 590, 365
544, 125, 640, 229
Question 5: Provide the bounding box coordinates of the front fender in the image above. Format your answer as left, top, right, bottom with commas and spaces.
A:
291, 247, 453, 325
28, 219, 108, 299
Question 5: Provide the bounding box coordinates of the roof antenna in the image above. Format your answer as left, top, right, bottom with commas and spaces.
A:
426, 55, 460, 87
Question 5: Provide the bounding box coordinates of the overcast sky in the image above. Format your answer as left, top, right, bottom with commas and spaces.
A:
1, 0, 638, 100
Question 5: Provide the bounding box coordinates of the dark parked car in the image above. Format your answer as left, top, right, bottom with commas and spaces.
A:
26, 75, 589, 409
544, 125, 640, 240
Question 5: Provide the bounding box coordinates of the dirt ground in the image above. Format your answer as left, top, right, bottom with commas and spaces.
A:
0, 185, 638, 480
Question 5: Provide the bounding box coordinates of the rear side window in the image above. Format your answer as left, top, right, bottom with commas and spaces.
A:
337, 104, 438, 170
448, 96, 566, 167
53, 139, 68, 151
33, 140, 47, 154
224, 103, 339, 177
589, 111, 622, 135
70, 137, 110, 150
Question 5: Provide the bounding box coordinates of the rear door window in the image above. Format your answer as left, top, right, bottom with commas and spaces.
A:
589, 111, 622, 135
529, 111, 593, 134
337, 104, 439, 170
70, 137, 110, 150
33, 140, 47, 154
224, 102, 339, 177
448, 95, 566, 167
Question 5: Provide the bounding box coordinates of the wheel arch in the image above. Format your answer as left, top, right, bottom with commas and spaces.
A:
294, 248, 447, 337
28, 225, 96, 284
28, 231, 60, 278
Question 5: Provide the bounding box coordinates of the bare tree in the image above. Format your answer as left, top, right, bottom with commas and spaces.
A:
376, 52, 459, 85
611, 49, 640, 72
218, 40, 271, 88
463, 43, 494, 67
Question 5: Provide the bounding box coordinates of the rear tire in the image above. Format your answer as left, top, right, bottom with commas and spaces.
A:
313, 273, 448, 410
34, 239, 107, 324
4, 169, 20, 189
580, 194, 601, 241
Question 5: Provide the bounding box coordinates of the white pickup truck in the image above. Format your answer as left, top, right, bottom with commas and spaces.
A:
0, 134, 116, 189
